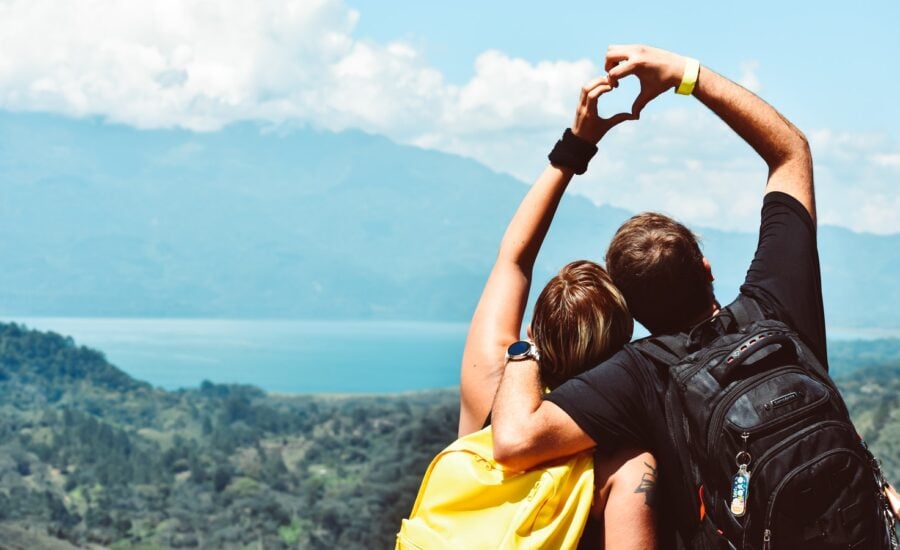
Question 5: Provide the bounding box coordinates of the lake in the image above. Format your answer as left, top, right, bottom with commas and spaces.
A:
7, 318, 899, 393
12, 318, 468, 393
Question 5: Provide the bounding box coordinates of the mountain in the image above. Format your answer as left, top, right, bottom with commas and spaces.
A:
0, 110, 898, 327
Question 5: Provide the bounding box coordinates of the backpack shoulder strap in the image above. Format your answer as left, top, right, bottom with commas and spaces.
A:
632, 333, 690, 366
725, 295, 766, 328
632, 336, 713, 545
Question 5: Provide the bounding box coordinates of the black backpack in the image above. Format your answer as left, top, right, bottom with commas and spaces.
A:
634, 296, 898, 550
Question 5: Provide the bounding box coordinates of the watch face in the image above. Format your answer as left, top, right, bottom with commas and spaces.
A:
507, 340, 531, 357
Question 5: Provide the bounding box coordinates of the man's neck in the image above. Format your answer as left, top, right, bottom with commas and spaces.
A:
680, 300, 722, 333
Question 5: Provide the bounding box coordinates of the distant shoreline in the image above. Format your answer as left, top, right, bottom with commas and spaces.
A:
5, 316, 899, 339
2, 318, 896, 395
265, 387, 460, 399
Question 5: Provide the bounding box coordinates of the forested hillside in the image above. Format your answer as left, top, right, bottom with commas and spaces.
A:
0, 323, 457, 548
0, 323, 897, 549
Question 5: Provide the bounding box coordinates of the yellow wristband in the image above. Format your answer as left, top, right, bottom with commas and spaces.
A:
675, 57, 700, 95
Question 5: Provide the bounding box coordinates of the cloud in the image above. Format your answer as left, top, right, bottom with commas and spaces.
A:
0, 0, 589, 137
567, 105, 769, 232
870, 153, 900, 169
0, 0, 362, 129
738, 60, 761, 93
806, 130, 900, 233
571, 114, 900, 234
0, 0, 897, 234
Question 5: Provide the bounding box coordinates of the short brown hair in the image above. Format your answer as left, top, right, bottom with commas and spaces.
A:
531, 260, 633, 389
605, 212, 714, 334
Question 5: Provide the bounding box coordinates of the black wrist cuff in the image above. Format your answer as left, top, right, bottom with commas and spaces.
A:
548, 128, 598, 175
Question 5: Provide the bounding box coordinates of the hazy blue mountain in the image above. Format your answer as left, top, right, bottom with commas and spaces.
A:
0, 110, 897, 327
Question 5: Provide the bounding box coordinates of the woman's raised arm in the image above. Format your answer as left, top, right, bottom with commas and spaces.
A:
458, 76, 633, 436
457, 163, 574, 436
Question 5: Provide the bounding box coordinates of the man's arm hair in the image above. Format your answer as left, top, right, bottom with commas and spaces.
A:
692, 66, 815, 223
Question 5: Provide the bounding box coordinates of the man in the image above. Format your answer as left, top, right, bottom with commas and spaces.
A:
490, 44, 871, 547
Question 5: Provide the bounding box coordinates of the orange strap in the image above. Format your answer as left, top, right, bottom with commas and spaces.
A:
698, 485, 706, 520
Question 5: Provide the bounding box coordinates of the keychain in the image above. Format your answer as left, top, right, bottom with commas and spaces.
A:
730, 432, 751, 517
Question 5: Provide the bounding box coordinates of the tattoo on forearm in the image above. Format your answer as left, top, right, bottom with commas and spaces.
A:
634, 462, 658, 509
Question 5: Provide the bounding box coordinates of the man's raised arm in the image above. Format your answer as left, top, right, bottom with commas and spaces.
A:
606, 45, 815, 222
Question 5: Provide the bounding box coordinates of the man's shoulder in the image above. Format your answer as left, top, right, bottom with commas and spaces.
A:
625, 333, 693, 367
557, 344, 665, 403
602, 345, 647, 369
616, 342, 665, 379
575, 346, 649, 385
733, 289, 781, 325
762, 190, 816, 232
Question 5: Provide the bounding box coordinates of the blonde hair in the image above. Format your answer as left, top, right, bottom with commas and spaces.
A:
531, 260, 633, 389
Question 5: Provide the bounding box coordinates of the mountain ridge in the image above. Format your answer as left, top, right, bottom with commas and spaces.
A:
1, 110, 897, 327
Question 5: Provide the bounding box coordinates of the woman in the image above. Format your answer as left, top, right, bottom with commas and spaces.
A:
458, 76, 657, 548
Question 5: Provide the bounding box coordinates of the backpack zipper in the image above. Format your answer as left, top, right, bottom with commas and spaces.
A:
705, 366, 816, 458
738, 421, 852, 549
729, 372, 831, 446
749, 421, 850, 480
760, 448, 859, 549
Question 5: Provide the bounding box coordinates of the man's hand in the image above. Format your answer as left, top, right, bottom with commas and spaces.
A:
605, 44, 686, 117
605, 44, 815, 219
572, 76, 635, 144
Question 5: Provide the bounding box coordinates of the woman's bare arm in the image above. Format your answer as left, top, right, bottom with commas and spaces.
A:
457, 163, 574, 436
458, 76, 633, 436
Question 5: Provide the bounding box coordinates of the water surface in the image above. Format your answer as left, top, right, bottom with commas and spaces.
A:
10, 317, 896, 393
13, 318, 468, 393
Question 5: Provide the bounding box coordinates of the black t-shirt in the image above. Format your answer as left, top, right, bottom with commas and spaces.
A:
545, 191, 826, 547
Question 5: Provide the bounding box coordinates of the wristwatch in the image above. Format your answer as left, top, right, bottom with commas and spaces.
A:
505, 340, 540, 363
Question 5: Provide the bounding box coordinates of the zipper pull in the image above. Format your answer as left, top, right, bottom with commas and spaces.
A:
730, 432, 752, 517
763, 528, 771, 550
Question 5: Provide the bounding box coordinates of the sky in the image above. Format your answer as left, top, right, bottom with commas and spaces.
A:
0, 0, 898, 233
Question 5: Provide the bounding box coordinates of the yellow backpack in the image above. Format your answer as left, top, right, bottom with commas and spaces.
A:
396, 426, 595, 550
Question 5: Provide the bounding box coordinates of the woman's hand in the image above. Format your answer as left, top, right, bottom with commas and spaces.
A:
571, 76, 636, 145
459, 74, 636, 436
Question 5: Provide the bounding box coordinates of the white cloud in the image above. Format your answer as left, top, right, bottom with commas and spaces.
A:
0, 0, 590, 138
738, 60, 761, 93
444, 52, 593, 133
0, 0, 897, 234
870, 153, 900, 169
799, 129, 900, 233
566, 106, 900, 235
0, 0, 362, 129
567, 105, 769, 232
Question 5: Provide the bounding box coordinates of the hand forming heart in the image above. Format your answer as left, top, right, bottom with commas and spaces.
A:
596, 75, 642, 120
604, 44, 687, 118
571, 76, 637, 145
572, 45, 689, 144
